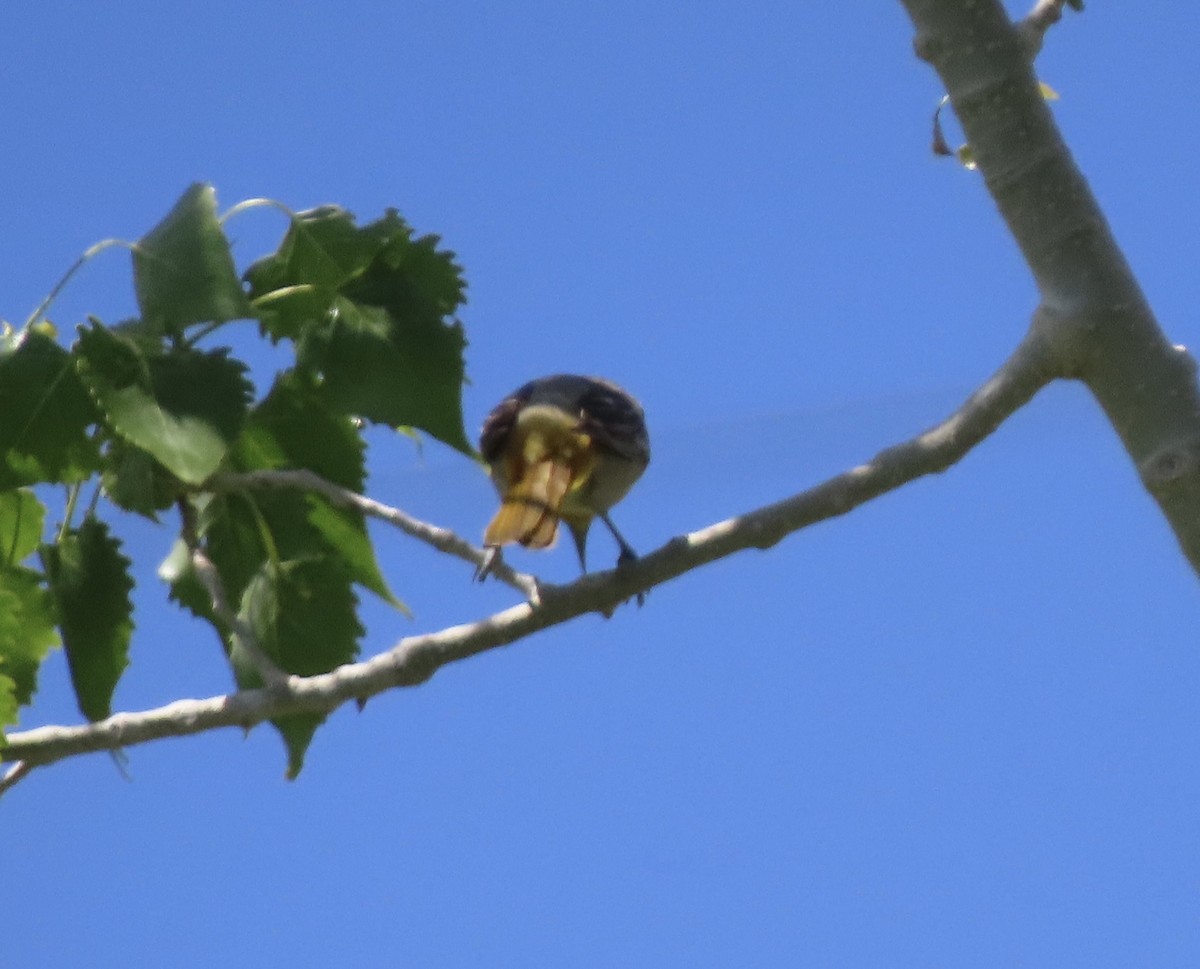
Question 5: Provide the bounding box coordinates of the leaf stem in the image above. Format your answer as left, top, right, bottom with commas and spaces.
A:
58, 483, 82, 543
24, 239, 135, 330
220, 198, 294, 225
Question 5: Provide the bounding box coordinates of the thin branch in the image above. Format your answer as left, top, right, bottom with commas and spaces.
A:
23, 238, 133, 330
0, 332, 1054, 777
0, 761, 34, 797
187, 543, 288, 688
208, 468, 541, 601
177, 500, 287, 688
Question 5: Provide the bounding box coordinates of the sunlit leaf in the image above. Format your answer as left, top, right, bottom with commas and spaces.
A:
133, 183, 251, 337
0, 490, 46, 565
245, 207, 471, 454
0, 565, 60, 728
0, 673, 17, 736
76, 319, 253, 485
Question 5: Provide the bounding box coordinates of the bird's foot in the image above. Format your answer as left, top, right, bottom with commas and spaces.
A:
615, 547, 646, 607
474, 545, 503, 582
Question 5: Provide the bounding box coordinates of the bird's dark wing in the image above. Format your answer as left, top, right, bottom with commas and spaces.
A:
478, 381, 536, 461
576, 379, 651, 466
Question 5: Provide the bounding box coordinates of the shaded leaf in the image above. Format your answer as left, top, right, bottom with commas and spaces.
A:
240, 372, 364, 482
158, 497, 364, 779
0, 565, 60, 728
0, 490, 45, 565
76, 320, 253, 485
185, 489, 274, 620
39, 518, 134, 722
158, 536, 222, 630
133, 183, 251, 337
235, 373, 402, 608
112, 316, 171, 355
303, 497, 403, 610
303, 297, 471, 455
0, 329, 101, 489
273, 712, 323, 782
237, 559, 362, 778
100, 440, 183, 519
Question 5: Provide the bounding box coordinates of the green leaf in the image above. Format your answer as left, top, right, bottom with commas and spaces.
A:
344, 215, 466, 320
100, 439, 183, 519
39, 519, 134, 722
235, 373, 403, 608
237, 559, 362, 778
244, 205, 372, 303
133, 183, 251, 337
0, 490, 46, 565
0, 674, 17, 736
272, 712, 323, 781
302, 497, 402, 610
0, 565, 60, 728
158, 537, 222, 629
303, 297, 471, 455
244, 207, 471, 454
0, 329, 101, 489
76, 319, 253, 485
165, 370, 408, 664
196, 490, 273, 609
159, 498, 364, 781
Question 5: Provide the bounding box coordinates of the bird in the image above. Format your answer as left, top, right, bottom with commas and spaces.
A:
479, 374, 650, 572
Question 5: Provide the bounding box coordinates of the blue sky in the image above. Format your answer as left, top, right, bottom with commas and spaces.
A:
6, 2, 1200, 966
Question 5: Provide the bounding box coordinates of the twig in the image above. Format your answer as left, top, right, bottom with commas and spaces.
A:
1016, 0, 1082, 57
23, 238, 133, 330
208, 468, 541, 602
0, 331, 1055, 775
188, 542, 288, 689
0, 761, 33, 797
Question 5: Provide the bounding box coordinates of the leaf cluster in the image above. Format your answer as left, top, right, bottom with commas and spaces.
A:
0, 184, 471, 775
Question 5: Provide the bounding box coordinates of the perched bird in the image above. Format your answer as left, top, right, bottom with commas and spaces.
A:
479, 374, 650, 571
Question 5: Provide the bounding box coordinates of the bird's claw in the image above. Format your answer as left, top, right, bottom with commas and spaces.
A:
615, 547, 646, 607
474, 545, 503, 583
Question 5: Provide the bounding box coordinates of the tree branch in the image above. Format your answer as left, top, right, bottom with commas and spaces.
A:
0, 330, 1053, 780
188, 543, 288, 688
208, 468, 541, 601
903, 0, 1200, 574
0, 761, 33, 797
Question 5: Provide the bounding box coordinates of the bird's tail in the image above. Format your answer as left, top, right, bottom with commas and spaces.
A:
484, 458, 575, 549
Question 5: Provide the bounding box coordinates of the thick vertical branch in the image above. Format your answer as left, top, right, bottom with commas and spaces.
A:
900, 0, 1200, 573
